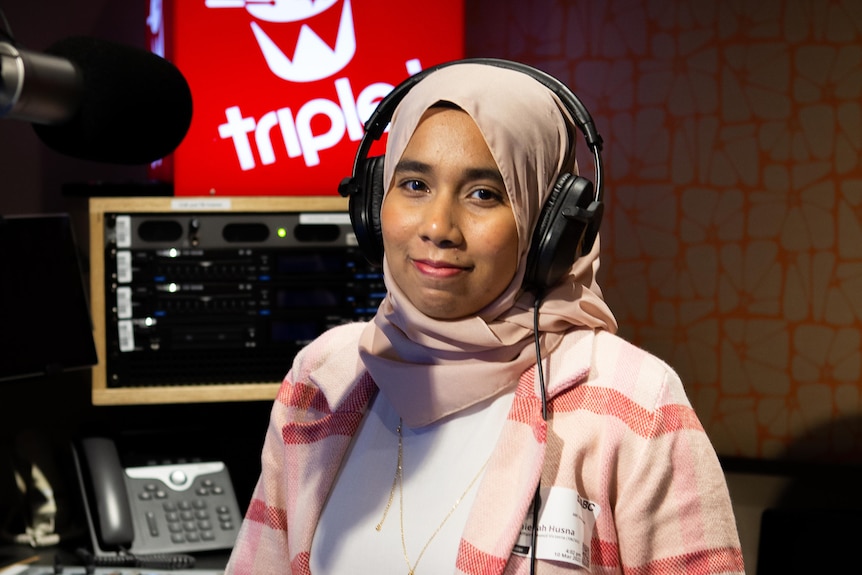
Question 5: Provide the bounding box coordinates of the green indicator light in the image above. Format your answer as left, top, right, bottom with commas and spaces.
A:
277, 227, 288, 238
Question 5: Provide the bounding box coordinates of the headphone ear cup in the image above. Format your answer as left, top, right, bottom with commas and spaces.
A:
347, 154, 387, 267
523, 173, 596, 291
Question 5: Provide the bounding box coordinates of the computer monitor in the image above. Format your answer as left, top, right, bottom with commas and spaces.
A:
0, 214, 97, 382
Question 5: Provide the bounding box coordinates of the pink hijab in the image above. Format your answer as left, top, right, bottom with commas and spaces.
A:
358, 63, 618, 428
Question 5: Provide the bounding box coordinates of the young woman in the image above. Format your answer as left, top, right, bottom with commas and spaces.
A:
225, 61, 745, 575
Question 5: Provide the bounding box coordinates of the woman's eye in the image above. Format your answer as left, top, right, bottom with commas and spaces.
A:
470, 188, 505, 203
403, 179, 427, 192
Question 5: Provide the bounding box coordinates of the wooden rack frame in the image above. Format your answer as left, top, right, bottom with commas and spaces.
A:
88, 196, 350, 406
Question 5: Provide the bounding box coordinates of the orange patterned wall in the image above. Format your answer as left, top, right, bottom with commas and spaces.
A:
467, 0, 862, 462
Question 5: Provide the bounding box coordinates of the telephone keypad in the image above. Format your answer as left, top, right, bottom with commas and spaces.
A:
155, 497, 233, 545
123, 461, 241, 555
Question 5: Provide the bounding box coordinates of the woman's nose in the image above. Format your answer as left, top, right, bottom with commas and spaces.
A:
418, 194, 463, 247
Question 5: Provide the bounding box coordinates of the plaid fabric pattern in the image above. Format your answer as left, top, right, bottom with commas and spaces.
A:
225, 323, 745, 574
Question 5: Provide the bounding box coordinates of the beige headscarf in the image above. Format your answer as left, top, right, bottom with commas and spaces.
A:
358, 62, 618, 428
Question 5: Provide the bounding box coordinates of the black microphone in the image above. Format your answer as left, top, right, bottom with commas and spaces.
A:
0, 36, 192, 164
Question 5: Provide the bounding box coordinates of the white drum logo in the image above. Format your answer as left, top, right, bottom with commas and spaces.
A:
206, 0, 357, 83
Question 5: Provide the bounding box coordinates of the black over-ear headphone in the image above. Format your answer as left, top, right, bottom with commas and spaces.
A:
338, 58, 605, 293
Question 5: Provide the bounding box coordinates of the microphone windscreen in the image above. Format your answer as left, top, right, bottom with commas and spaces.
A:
32, 37, 193, 165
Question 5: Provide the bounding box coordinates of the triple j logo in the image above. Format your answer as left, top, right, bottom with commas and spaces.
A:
205, 0, 422, 170
208, 0, 355, 82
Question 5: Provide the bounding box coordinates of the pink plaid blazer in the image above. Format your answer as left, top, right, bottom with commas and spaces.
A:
225, 323, 745, 574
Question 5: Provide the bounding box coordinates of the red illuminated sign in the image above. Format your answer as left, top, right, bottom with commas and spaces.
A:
147, 0, 465, 196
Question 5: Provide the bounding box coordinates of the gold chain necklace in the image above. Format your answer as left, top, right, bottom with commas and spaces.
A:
376, 418, 488, 575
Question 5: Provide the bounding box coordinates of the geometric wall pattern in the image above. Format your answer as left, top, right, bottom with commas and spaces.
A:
467, 0, 862, 462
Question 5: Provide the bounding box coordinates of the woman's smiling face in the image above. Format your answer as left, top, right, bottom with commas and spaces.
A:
380, 106, 520, 320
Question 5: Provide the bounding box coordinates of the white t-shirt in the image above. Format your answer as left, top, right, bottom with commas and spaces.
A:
310, 388, 515, 573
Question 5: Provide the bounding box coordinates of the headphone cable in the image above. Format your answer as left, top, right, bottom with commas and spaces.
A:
533, 291, 548, 421
530, 291, 547, 575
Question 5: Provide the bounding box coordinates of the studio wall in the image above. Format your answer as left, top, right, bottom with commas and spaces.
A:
466, 0, 862, 462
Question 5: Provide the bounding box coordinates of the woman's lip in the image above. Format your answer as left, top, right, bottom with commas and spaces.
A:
412, 259, 469, 278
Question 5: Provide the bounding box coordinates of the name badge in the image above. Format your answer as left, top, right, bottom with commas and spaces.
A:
513, 487, 601, 570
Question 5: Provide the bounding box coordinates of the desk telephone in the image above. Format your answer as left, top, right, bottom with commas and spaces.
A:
72, 437, 243, 559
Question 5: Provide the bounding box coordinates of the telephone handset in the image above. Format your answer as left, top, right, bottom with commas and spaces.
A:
73, 437, 243, 558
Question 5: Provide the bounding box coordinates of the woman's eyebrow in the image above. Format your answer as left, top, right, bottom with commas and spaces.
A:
393, 160, 504, 185
464, 167, 504, 185
393, 159, 431, 174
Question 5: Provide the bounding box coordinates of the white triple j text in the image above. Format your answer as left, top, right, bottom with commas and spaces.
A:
218, 59, 422, 170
